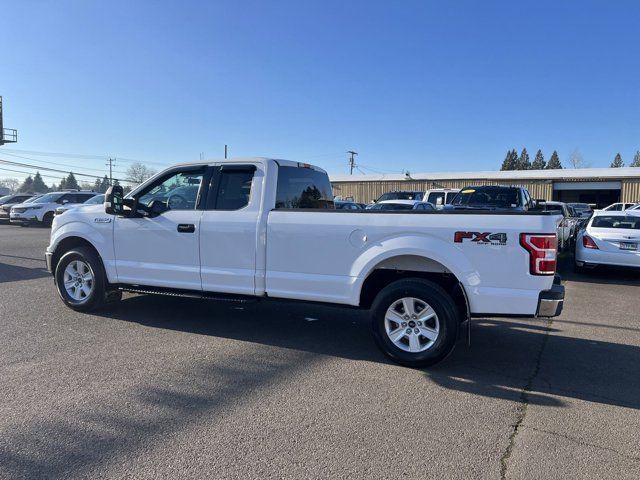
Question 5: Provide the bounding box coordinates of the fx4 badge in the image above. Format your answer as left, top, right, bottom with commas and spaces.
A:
94, 217, 112, 223
454, 231, 507, 245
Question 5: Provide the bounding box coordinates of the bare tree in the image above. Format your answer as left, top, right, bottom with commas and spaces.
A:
567, 149, 590, 169
126, 162, 157, 185
0, 177, 20, 193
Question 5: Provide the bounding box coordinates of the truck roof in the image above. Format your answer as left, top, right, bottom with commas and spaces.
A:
171, 157, 327, 174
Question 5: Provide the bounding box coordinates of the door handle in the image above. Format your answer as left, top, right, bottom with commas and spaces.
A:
177, 223, 196, 233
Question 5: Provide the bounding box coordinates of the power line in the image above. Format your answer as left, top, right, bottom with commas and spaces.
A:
0, 147, 169, 167
0, 166, 66, 181
2, 152, 128, 175
0, 157, 136, 184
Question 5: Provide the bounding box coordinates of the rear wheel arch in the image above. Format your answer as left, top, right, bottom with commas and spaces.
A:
358, 254, 469, 323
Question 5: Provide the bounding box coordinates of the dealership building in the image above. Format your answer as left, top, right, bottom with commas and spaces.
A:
330, 167, 640, 208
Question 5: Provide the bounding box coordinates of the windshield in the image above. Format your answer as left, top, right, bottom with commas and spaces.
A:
24, 195, 42, 203
370, 202, 414, 210
591, 215, 640, 230
32, 193, 63, 203
451, 187, 520, 208
84, 194, 105, 204
0, 195, 11, 203
376, 192, 422, 202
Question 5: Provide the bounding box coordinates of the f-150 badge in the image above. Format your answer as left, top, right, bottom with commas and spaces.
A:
454, 231, 507, 245
94, 217, 112, 223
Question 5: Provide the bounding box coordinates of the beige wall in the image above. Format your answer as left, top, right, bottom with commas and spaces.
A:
332, 179, 554, 203
621, 179, 640, 203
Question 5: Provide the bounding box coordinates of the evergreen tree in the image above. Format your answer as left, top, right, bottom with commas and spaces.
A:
18, 176, 34, 192
58, 177, 67, 190
99, 175, 110, 193
50, 183, 58, 191
546, 151, 562, 169
31, 172, 48, 193
93, 177, 102, 192
630, 151, 640, 167
517, 148, 531, 170
610, 153, 624, 168
65, 172, 79, 190
500, 149, 518, 170
531, 149, 546, 169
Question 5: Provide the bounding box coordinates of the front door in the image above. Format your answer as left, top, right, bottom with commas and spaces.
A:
113, 166, 207, 290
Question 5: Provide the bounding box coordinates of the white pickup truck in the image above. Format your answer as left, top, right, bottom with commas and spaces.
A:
46, 158, 564, 367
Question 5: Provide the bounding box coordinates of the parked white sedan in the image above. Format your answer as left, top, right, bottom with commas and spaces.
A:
575, 210, 640, 272
368, 200, 436, 211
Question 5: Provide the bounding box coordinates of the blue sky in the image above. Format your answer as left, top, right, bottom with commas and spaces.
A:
1, 0, 639, 182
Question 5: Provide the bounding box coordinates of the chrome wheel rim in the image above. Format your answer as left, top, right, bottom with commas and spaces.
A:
384, 297, 440, 353
63, 260, 94, 302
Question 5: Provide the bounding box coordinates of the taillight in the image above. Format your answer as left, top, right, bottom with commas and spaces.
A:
582, 235, 599, 249
520, 233, 557, 275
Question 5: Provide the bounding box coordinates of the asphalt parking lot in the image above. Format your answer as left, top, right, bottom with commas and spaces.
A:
0, 224, 639, 479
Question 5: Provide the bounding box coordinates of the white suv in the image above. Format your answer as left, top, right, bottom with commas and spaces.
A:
10, 191, 98, 227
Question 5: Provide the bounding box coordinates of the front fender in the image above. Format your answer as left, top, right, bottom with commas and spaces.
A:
48, 220, 116, 282
349, 234, 479, 305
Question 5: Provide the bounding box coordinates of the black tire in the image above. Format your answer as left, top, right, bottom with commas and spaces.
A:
371, 278, 460, 368
42, 212, 54, 227
54, 246, 119, 312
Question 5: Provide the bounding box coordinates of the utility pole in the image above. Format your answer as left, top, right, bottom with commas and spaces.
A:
347, 150, 358, 175
224, 144, 228, 159
0, 96, 18, 146
106, 158, 115, 185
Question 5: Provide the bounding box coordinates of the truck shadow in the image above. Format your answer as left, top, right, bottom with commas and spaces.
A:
99, 294, 639, 411
0, 261, 50, 284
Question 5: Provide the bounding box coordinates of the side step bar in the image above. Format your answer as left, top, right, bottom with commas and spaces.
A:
118, 285, 257, 303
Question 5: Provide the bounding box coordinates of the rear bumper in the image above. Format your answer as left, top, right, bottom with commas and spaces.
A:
536, 277, 564, 317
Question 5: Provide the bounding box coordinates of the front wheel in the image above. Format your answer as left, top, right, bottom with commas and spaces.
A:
371, 278, 459, 368
54, 246, 119, 311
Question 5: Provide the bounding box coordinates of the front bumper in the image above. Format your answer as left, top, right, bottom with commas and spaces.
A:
536, 276, 564, 317
10, 214, 38, 224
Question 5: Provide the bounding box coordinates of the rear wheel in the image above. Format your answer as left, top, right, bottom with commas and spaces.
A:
371, 278, 459, 368
54, 247, 120, 311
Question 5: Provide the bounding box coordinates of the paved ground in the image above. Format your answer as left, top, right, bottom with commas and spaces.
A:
0, 224, 639, 479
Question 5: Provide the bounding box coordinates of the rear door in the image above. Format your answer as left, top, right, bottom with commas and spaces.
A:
199, 163, 262, 295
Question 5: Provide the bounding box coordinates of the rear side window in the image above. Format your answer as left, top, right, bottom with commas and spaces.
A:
275, 166, 334, 209
427, 192, 445, 206
214, 168, 254, 210
591, 216, 640, 230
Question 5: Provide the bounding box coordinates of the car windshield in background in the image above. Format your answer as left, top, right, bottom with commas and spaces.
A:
376, 192, 422, 202
451, 187, 519, 207
32, 193, 63, 203
570, 203, 591, 210
591, 215, 640, 230
275, 166, 334, 209
370, 203, 414, 210
0, 195, 12, 203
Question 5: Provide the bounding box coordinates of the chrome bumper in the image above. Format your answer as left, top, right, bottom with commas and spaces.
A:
536, 279, 565, 317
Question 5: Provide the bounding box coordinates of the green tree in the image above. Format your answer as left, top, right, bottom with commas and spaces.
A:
18, 175, 34, 192
500, 149, 518, 170
50, 183, 58, 191
630, 150, 640, 167
610, 153, 624, 168
31, 172, 48, 193
531, 149, 546, 169
546, 151, 562, 169
517, 148, 531, 170
58, 177, 67, 190
93, 177, 102, 192
99, 175, 110, 193
65, 172, 79, 190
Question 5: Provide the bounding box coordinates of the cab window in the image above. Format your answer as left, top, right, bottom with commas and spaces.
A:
137, 169, 205, 210
275, 166, 334, 209
211, 167, 255, 210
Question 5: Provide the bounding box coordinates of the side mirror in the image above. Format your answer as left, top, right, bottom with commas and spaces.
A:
105, 185, 125, 215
